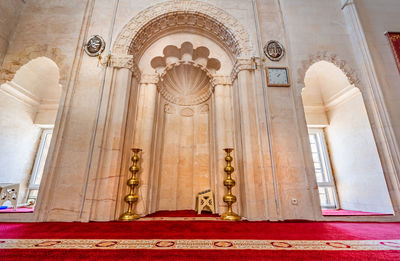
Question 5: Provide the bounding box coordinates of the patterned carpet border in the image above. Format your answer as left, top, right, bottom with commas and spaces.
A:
0, 239, 400, 250
138, 217, 222, 221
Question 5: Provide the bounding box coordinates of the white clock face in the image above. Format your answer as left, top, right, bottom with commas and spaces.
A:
268, 68, 289, 86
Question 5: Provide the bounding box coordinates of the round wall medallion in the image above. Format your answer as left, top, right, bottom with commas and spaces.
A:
84, 35, 106, 57
264, 40, 285, 61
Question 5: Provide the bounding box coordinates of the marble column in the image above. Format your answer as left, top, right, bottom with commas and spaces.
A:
231, 58, 273, 220
88, 66, 133, 221
87, 54, 135, 221
213, 77, 235, 213
133, 74, 158, 215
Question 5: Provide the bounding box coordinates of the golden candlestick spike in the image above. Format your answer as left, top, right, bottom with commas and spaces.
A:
221, 148, 241, 221
119, 148, 142, 221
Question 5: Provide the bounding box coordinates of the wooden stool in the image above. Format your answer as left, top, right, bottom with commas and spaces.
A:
196, 189, 215, 214
0, 183, 19, 210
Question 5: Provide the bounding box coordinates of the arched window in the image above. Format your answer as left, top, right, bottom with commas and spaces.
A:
0, 57, 61, 211
302, 61, 393, 215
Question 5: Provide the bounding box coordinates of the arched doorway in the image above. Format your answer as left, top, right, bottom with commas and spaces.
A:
0, 57, 62, 211
302, 61, 394, 214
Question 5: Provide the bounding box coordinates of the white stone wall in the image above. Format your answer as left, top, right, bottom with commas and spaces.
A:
326, 93, 393, 213
0, 91, 41, 204
0, 0, 24, 66
354, 0, 400, 154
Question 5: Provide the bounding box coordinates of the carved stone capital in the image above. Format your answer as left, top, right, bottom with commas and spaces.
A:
140, 73, 159, 84
111, 54, 134, 69
111, 54, 141, 78
213, 75, 232, 86
230, 58, 254, 80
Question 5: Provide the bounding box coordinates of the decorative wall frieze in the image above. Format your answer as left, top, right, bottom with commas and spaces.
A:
230, 58, 254, 80
112, 0, 253, 59
140, 73, 159, 85
298, 51, 360, 85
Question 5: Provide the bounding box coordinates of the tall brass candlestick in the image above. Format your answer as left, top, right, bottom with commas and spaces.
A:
221, 148, 241, 221
119, 148, 142, 221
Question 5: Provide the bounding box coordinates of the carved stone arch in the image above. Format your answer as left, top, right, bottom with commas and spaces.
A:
297, 51, 360, 86
112, 0, 253, 59
0, 45, 68, 86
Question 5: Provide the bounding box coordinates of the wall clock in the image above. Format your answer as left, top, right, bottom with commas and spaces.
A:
266, 67, 290, 87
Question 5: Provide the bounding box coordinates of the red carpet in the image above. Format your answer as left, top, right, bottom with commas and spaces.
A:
0, 210, 399, 260
322, 209, 392, 216
0, 207, 34, 213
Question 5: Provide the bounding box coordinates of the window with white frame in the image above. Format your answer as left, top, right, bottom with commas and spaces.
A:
26, 129, 53, 204
308, 128, 338, 209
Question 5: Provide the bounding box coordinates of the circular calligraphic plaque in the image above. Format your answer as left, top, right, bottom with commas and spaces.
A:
84, 35, 106, 57
263, 40, 285, 61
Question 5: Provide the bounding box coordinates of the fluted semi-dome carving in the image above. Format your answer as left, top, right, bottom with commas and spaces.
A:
158, 63, 212, 106
151, 42, 220, 106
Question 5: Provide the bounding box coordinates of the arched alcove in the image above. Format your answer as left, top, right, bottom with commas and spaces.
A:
125, 36, 235, 215
0, 57, 62, 210
103, 1, 270, 221
148, 44, 217, 211
302, 61, 394, 214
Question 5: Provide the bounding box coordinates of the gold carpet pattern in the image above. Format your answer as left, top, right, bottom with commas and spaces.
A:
0, 239, 399, 250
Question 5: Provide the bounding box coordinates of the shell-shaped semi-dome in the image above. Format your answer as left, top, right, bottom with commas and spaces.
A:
150, 42, 221, 75
158, 63, 212, 106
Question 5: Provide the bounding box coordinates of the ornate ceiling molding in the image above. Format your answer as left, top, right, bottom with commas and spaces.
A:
297, 51, 360, 86
112, 0, 253, 59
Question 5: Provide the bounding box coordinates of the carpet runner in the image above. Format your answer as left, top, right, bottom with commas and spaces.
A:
322, 209, 392, 216
0, 210, 399, 260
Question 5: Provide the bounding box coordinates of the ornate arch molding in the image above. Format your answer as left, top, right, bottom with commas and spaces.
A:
297, 51, 360, 86
112, 0, 253, 59
0, 45, 67, 86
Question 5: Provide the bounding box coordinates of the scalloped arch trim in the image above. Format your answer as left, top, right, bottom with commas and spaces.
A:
298, 51, 360, 86
112, 0, 253, 58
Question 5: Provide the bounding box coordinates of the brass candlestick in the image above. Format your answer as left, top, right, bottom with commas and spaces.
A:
221, 148, 241, 221
119, 148, 142, 221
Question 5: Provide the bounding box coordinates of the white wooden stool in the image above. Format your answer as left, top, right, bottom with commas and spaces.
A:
196, 189, 215, 214
0, 183, 19, 210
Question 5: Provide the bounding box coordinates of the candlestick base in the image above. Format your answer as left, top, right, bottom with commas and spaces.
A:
221, 211, 241, 221
119, 212, 140, 221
